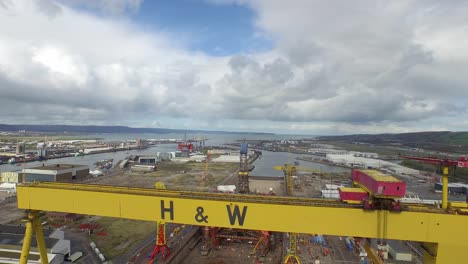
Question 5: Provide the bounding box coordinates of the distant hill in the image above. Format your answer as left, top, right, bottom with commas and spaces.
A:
318, 131, 468, 145
0, 124, 274, 135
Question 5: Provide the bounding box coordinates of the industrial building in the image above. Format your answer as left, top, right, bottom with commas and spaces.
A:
0, 171, 23, 183
137, 155, 160, 165
130, 164, 156, 172
326, 153, 419, 175
16, 143, 25, 154
434, 182, 468, 194
0, 224, 70, 264
22, 164, 89, 182
211, 155, 240, 163
136, 138, 147, 148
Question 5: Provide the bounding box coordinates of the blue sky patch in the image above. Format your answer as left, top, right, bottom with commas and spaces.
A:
133, 0, 273, 56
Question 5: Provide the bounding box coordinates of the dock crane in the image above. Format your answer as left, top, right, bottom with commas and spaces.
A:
274, 164, 325, 196
200, 153, 211, 187
274, 164, 325, 263
284, 233, 301, 264
148, 182, 171, 263
401, 155, 468, 209
238, 142, 250, 194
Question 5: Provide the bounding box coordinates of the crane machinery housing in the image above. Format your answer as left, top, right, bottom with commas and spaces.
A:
237, 142, 250, 194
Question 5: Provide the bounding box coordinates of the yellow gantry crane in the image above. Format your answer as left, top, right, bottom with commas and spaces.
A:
284, 233, 301, 264
274, 164, 325, 263
274, 164, 325, 196
15, 182, 468, 264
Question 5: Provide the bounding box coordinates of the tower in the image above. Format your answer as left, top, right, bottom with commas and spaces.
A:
237, 143, 249, 194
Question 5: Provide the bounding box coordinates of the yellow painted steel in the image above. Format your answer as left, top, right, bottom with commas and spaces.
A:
20, 216, 34, 264
448, 201, 468, 209
274, 164, 324, 195
284, 233, 301, 264
32, 213, 49, 264
362, 239, 384, 264
360, 169, 400, 182
442, 166, 449, 210
20, 211, 49, 264
16, 182, 468, 264
339, 187, 367, 193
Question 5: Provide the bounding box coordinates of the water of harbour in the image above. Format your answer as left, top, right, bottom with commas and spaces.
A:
0, 132, 349, 175
250, 151, 351, 177
0, 144, 178, 173
74, 132, 312, 146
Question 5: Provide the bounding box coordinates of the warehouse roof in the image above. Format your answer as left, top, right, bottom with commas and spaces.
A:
0, 224, 53, 237
26, 164, 88, 171
0, 233, 59, 249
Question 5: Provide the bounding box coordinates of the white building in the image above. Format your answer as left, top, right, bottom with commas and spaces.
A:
326, 154, 419, 175
211, 155, 240, 163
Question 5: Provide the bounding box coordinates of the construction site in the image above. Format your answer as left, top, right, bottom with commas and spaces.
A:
2, 141, 468, 264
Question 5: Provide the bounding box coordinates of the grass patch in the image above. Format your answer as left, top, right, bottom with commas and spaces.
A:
92, 217, 155, 259
440, 132, 468, 145
325, 141, 401, 156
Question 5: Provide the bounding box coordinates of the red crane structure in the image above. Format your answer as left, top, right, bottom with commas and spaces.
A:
148, 222, 171, 263
148, 182, 172, 263
401, 155, 468, 209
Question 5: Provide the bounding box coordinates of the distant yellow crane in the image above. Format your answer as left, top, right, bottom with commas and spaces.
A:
284, 233, 301, 264
274, 164, 325, 196
201, 153, 211, 187
274, 164, 324, 264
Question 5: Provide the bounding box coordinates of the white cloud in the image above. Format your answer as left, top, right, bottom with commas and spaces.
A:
0, 0, 467, 134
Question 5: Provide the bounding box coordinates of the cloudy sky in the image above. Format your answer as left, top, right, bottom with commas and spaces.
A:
1, 0, 467, 135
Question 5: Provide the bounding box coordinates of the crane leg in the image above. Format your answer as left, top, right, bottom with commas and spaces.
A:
19, 215, 34, 264
422, 242, 468, 264
149, 221, 171, 262
20, 211, 49, 264
442, 166, 449, 209
32, 212, 49, 264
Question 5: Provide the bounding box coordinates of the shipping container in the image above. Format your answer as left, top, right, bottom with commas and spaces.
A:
352, 169, 405, 198
339, 187, 369, 203
69, 252, 83, 262
98, 253, 106, 262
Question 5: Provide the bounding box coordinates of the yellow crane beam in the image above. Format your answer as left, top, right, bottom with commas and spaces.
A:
16, 182, 468, 264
